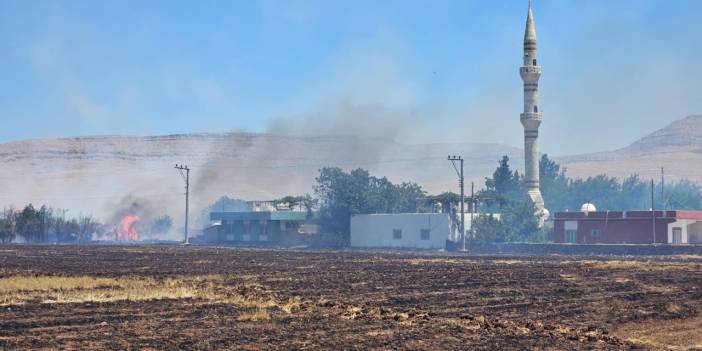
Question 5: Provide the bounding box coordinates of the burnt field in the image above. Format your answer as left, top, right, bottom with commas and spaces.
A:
1, 246, 702, 350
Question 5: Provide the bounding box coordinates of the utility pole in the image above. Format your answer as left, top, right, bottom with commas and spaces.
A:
448, 156, 465, 251
651, 179, 656, 244
661, 167, 665, 210
470, 182, 475, 241
175, 164, 190, 244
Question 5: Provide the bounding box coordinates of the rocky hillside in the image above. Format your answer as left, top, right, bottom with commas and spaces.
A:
558, 115, 702, 182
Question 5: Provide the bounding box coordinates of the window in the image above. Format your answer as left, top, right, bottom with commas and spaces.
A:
420, 229, 430, 240
591, 229, 601, 237
392, 229, 402, 240
565, 230, 577, 243
533, 106, 538, 113
533, 59, 537, 66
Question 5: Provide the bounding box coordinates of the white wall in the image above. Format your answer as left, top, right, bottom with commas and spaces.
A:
350, 213, 450, 249
668, 220, 692, 244
687, 222, 702, 243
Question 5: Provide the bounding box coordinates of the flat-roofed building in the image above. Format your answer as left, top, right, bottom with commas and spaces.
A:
208, 211, 310, 244
554, 210, 702, 244
350, 213, 451, 250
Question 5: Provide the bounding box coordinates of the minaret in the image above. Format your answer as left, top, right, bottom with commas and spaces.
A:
520, 2, 545, 214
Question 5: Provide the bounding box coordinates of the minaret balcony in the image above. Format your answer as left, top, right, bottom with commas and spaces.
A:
520, 112, 542, 126
520, 66, 542, 80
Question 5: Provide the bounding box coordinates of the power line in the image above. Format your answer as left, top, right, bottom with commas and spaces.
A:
0, 156, 451, 181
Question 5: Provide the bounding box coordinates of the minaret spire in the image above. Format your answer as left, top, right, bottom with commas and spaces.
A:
525, 1, 537, 47
519, 1, 546, 222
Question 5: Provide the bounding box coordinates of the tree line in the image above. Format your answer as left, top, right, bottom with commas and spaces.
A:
0, 204, 174, 243
471, 155, 702, 243
299, 156, 702, 245
0, 204, 101, 243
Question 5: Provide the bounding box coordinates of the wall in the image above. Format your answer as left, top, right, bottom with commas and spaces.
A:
688, 222, 702, 243
350, 213, 450, 250
554, 217, 673, 244
469, 243, 702, 255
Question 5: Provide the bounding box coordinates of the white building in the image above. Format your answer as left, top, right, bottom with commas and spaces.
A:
350, 213, 451, 250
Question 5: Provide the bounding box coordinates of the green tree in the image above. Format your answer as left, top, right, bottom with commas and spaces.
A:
314, 167, 365, 241
150, 215, 173, 235
617, 175, 649, 210
470, 215, 507, 243
665, 180, 702, 210
394, 182, 427, 213
314, 167, 426, 245
500, 200, 542, 242
483, 156, 523, 207
539, 154, 569, 211
0, 208, 17, 243
16, 204, 41, 243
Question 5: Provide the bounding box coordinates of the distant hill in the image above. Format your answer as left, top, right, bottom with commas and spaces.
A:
2, 114, 701, 221
558, 115, 702, 183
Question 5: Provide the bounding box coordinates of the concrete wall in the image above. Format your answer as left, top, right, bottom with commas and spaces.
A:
554, 217, 673, 244
688, 222, 702, 243
351, 213, 450, 250
667, 220, 693, 244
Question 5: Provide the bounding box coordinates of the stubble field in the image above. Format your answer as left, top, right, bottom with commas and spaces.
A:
1, 245, 701, 350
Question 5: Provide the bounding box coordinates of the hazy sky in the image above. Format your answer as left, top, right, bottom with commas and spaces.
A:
1, 0, 701, 155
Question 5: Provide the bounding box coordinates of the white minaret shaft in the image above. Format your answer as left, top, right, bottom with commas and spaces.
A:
520, 3, 545, 212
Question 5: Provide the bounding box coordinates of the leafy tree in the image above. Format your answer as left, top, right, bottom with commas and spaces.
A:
500, 200, 542, 242
539, 154, 569, 211
0, 208, 17, 243
150, 215, 173, 235
664, 180, 702, 210
15, 204, 41, 243
470, 215, 507, 243
77, 215, 101, 242
314, 167, 426, 245
206, 196, 250, 212
618, 175, 649, 210
394, 182, 427, 213
314, 167, 367, 241
483, 156, 523, 208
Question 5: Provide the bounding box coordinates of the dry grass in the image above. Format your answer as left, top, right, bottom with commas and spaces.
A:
279, 297, 301, 314
559, 273, 579, 282
666, 302, 683, 314
0, 273, 306, 324
613, 314, 702, 349
237, 308, 270, 321
577, 260, 693, 271
367, 329, 394, 337
0, 275, 206, 305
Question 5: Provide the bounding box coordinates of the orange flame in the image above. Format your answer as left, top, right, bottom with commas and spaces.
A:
117, 214, 139, 241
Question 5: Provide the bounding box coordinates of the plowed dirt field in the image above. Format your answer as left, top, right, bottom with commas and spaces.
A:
1, 245, 701, 350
